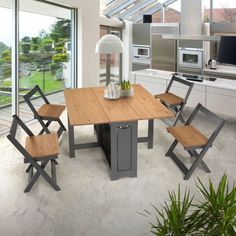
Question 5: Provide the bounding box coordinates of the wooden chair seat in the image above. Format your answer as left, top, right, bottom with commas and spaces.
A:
155, 92, 183, 106
37, 104, 65, 119
167, 125, 208, 149
25, 133, 60, 159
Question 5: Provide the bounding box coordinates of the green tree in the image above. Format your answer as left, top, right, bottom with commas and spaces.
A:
31, 37, 41, 51
41, 38, 54, 52
21, 36, 31, 54
0, 42, 9, 54
50, 18, 71, 43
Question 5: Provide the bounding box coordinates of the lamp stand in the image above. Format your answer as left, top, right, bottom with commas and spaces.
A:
106, 54, 111, 86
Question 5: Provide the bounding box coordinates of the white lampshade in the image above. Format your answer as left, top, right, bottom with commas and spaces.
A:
95, 34, 124, 54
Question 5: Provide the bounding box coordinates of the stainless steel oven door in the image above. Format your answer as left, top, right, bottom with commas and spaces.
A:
178, 49, 203, 69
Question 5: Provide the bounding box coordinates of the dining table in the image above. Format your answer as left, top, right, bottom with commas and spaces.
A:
64, 84, 173, 180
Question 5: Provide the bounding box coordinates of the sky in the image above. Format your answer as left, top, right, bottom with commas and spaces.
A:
0, 7, 56, 46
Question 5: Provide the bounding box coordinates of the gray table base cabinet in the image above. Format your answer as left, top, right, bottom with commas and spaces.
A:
68, 119, 154, 180
97, 122, 138, 180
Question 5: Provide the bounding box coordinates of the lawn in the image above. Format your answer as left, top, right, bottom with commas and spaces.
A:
0, 71, 65, 107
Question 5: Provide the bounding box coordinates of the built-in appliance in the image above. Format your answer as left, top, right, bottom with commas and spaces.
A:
151, 23, 179, 71
132, 23, 151, 71
178, 48, 203, 69
132, 45, 151, 71
173, 72, 217, 82
132, 23, 179, 72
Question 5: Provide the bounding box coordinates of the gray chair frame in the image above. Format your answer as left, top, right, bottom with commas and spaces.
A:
7, 115, 60, 192
157, 75, 194, 126
23, 85, 66, 137
166, 103, 225, 180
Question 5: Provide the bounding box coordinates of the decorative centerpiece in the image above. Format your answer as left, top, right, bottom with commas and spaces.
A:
120, 80, 134, 97
104, 83, 120, 100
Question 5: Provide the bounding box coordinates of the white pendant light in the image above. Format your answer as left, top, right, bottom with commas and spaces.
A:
95, 34, 124, 54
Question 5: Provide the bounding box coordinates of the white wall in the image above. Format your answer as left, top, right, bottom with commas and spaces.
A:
122, 20, 132, 81
54, 0, 100, 87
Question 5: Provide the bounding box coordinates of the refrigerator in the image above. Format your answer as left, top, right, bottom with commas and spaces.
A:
131, 23, 179, 72
151, 23, 179, 72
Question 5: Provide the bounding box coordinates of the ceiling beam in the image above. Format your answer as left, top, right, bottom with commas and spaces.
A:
119, 0, 157, 20
105, 0, 136, 18
163, 0, 177, 7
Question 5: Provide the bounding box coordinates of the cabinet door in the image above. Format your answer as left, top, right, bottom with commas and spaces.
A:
169, 83, 206, 108
206, 87, 236, 117
135, 75, 167, 95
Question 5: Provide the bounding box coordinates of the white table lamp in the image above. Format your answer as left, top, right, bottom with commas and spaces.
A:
95, 34, 124, 85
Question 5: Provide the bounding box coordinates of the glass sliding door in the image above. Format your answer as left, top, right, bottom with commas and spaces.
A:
0, 1, 13, 133
99, 25, 122, 85
0, 0, 77, 133
19, 1, 73, 122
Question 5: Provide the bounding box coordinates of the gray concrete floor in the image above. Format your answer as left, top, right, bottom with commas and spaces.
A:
0, 110, 235, 236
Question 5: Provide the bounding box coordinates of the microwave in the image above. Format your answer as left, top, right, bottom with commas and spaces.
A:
132, 45, 151, 64
178, 48, 203, 69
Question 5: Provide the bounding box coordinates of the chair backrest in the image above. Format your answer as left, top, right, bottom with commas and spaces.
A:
7, 115, 35, 163
23, 85, 51, 133
166, 75, 194, 104
23, 85, 49, 113
185, 103, 225, 146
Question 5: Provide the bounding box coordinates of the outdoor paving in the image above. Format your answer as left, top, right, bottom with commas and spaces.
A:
0, 91, 65, 134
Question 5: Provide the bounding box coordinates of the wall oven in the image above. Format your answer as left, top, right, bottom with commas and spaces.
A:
132, 45, 151, 65
178, 48, 203, 69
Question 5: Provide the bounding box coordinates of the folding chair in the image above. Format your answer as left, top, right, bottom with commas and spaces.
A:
166, 103, 225, 180
23, 85, 66, 137
155, 75, 194, 126
7, 115, 60, 192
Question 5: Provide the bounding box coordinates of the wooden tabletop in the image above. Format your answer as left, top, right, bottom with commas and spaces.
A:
64, 84, 173, 126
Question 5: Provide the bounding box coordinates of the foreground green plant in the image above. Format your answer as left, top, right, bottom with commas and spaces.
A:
141, 174, 236, 236
194, 174, 236, 235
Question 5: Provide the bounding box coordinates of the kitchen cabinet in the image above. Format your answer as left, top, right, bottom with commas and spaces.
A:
169, 83, 206, 107
131, 69, 236, 117
206, 87, 236, 117
131, 74, 167, 95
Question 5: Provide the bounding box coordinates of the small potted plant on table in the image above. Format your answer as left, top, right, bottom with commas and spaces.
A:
120, 80, 134, 97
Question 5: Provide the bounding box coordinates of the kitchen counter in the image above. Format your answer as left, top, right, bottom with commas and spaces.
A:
130, 69, 236, 117
203, 65, 236, 77
131, 69, 236, 91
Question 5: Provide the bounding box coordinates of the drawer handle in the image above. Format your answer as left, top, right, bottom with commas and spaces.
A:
118, 126, 130, 129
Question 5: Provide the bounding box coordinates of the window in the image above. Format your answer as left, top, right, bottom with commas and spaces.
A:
0, 0, 77, 133
213, 0, 236, 23
0, 2, 12, 133
164, 0, 181, 23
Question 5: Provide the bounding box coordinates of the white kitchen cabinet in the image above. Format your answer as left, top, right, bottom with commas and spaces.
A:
133, 75, 167, 95
131, 69, 236, 117
206, 87, 236, 117
169, 83, 206, 108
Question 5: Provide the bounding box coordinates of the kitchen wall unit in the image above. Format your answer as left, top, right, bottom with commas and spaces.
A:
130, 69, 236, 117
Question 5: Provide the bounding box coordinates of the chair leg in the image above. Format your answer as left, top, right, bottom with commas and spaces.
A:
188, 150, 211, 173
25, 159, 60, 192
57, 119, 66, 137
26, 164, 32, 173
24, 160, 48, 192
184, 148, 210, 180
166, 139, 178, 157
39, 120, 52, 135
172, 105, 185, 126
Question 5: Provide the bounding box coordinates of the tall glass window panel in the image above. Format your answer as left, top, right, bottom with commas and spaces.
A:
213, 0, 236, 23
0, 1, 12, 133
19, 1, 72, 122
